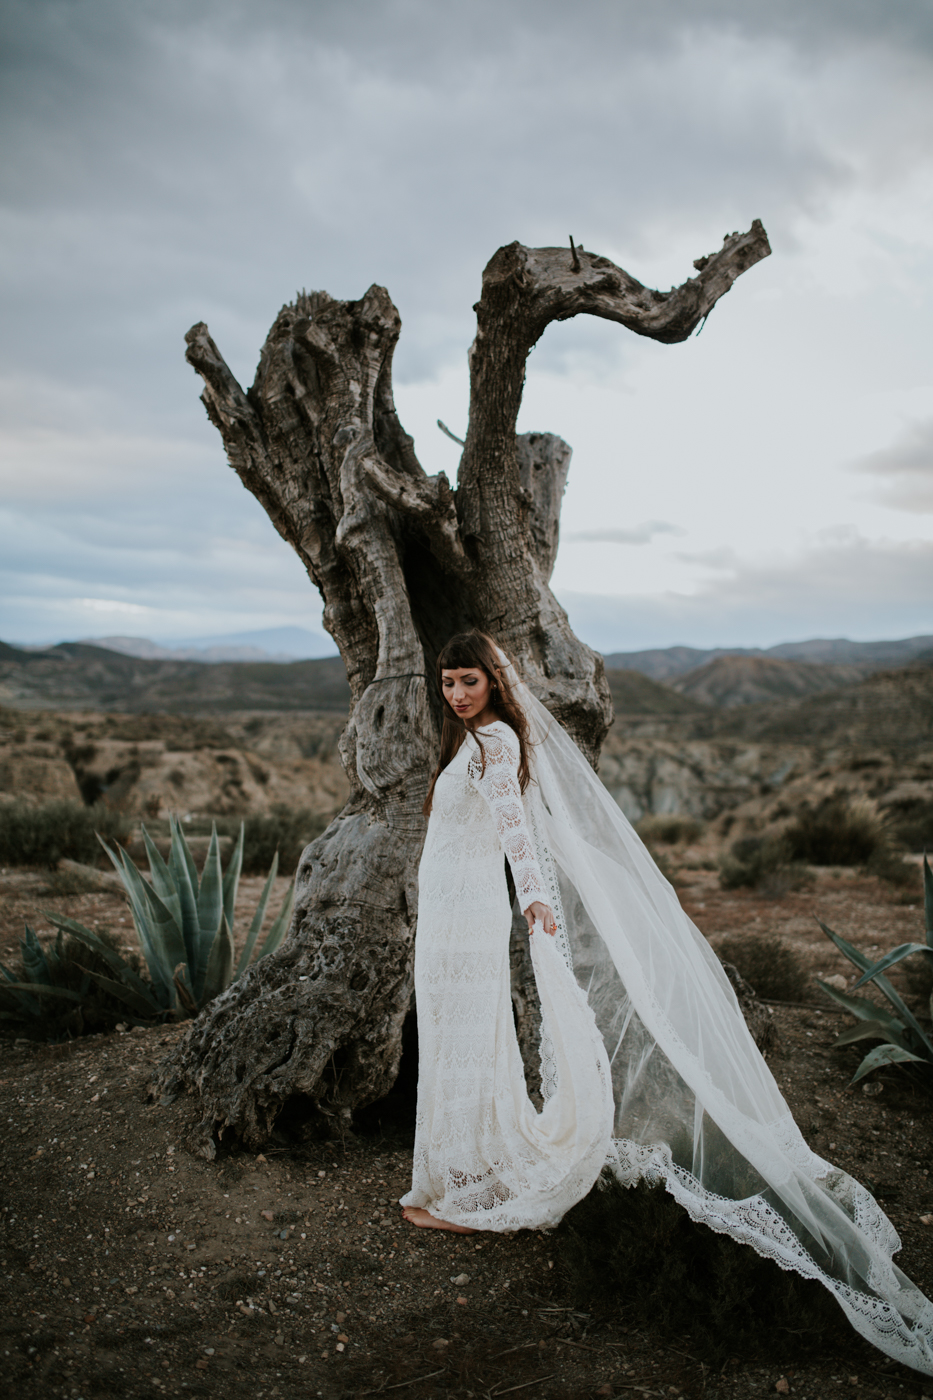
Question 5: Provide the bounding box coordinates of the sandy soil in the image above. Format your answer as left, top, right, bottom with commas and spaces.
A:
2, 862, 933, 1400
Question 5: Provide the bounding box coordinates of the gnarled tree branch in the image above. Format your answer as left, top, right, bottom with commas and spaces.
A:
157, 224, 770, 1152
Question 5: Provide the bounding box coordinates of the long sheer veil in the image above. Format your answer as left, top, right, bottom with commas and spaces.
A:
501, 649, 933, 1374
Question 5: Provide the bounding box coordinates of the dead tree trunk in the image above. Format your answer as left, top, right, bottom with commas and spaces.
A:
156, 224, 770, 1155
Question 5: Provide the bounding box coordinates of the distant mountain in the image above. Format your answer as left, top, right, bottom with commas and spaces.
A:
603, 634, 933, 680
74, 626, 337, 664
690, 657, 933, 751
0, 641, 351, 713
670, 655, 869, 709
605, 668, 709, 717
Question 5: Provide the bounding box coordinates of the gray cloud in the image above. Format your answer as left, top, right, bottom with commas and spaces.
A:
560, 533, 933, 651
563, 521, 684, 545
852, 419, 933, 513
2, 0, 933, 645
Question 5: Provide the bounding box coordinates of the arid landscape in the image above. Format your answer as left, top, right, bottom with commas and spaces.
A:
2, 647, 933, 1399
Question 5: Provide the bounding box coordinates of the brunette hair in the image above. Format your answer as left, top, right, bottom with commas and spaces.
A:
422, 630, 533, 816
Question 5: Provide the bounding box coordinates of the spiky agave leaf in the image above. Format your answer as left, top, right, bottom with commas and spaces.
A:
850, 1042, 926, 1085
254, 881, 294, 963
833, 1019, 915, 1054
192, 825, 225, 1003
140, 826, 185, 932
815, 978, 906, 1032
201, 912, 235, 1006
235, 852, 279, 975
0, 962, 41, 1015
222, 823, 245, 930
817, 920, 933, 1059
46, 915, 173, 1013
167, 815, 200, 969
98, 837, 188, 1005
853, 943, 933, 989
20, 925, 53, 987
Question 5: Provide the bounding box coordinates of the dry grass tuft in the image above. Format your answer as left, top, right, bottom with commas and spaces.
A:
715, 931, 810, 1003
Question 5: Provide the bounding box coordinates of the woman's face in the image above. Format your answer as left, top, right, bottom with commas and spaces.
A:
441, 666, 495, 722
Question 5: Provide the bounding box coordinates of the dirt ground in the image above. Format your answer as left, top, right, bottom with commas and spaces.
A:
3, 861, 933, 1400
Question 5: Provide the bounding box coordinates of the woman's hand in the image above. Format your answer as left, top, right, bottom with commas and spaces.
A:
524, 901, 557, 936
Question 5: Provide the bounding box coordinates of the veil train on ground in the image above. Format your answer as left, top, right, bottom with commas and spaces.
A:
503, 649, 933, 1377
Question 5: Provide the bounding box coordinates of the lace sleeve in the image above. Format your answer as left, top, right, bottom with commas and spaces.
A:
467, 728, 546, 913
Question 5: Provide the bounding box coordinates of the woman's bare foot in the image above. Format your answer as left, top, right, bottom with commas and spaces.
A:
401, 1206, 478, 1234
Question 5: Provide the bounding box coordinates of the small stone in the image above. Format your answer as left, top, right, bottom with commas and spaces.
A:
920, 1215, 933, 1226
775, 1381, 790, 1395
456, 1296, 467, 1306
451, 1273, 470, 1286
595, 1387, 613, 1398
335, 1311, 346, 1324
336, 1333, 349, 1343
204, 1349, 214, 1356
195, 1359, 208, 1370
274, 1332, 284, 1345
238, 1304, 253, 1318
432, 1338, 449, 1350
278, 1229, 288, 1240
335, 1342, 345, 1353
260, 1210, 274, 1222
185, 1242, 196, 1251
83, 1314, 95, 1325
256, 1153, 267, 1163
268, 1300, 277, 1315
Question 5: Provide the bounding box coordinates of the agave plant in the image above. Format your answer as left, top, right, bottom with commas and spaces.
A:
816, 855, 933, 1084
0, 924, 91, 1022
32, 816, 293, 1025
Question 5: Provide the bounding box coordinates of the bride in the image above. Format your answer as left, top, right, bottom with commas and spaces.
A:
400, 629, 933, 1374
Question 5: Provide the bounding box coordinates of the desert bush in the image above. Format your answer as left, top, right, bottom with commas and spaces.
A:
240, 806, 330, 875
865, 845, 921, 891
636, 814, 705, 845
0, 924, 145, 1041
715, 932, 809, 1003
887, 798, 933, 854
718, 834, 811, 895
554, 1174, 847, 1362
784, 797, 886, 867
0, 800, 131, 868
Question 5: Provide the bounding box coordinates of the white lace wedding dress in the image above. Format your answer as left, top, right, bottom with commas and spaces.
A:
401, 694, 933, 1374
401, 721, 614, 1229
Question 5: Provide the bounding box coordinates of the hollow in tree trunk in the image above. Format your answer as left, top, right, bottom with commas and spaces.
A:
155, 224, 771, 1155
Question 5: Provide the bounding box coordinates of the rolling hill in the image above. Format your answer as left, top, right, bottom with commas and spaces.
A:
0, 641, 351, 713
670, 655, 869, 708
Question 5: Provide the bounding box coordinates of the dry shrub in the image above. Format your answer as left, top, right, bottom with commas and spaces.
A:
0, 800, 131, 868
555, 1175, 847, 1363
784, 797, 885, 866
716, 931, 810, 1003
887, 797, 933, 854
637, 814, 706, 845
240, 806, 330, 875
718, 834, 811, 895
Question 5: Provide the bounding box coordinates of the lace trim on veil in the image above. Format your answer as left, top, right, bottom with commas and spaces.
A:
607, 1139, 933, 1371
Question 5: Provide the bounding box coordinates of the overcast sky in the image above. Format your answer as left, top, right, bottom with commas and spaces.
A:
2, 0, 932, 655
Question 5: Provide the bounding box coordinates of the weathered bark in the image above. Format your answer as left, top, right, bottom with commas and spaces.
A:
155, 224, 770, 1154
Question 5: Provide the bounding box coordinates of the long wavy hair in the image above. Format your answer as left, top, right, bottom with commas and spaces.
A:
422, 630, 533, 816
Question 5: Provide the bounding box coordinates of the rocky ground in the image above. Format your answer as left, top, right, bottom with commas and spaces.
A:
3, 855, 933, 1400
